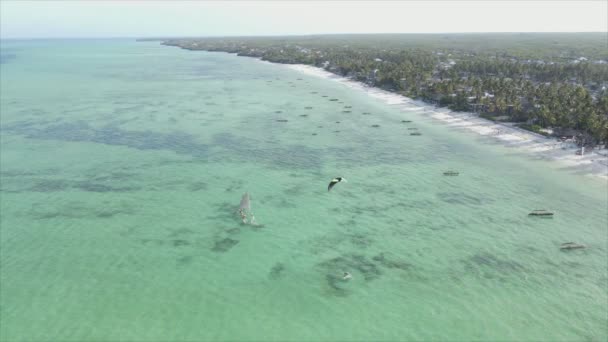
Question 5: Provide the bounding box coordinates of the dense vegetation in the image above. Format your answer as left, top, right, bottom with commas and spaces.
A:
161, 34, 608, 146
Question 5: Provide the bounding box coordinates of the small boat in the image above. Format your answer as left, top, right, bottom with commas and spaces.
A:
329, 98, 339, 101
528, 209, 554, 217
443, 171, 459, 176
410, 132, 422, 136
401, 120, 412, 123
560, 242, 586, 250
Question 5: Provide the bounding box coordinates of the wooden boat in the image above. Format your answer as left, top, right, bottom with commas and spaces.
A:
528, 209, 554, 216
443, 171, 459, 176
560, 242, 586, 250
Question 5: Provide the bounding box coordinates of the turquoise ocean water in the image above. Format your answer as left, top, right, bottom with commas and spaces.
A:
1, 39, 607, 341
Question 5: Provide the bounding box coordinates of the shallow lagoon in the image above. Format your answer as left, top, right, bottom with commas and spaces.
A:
1, 40, 606, 341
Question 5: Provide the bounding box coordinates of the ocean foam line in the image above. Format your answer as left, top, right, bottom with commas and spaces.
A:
284, 63, 608, 180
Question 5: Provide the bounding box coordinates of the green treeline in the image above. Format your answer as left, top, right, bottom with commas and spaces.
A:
162, 33, 608, 146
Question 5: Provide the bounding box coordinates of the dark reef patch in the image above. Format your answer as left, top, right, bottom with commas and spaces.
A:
225, 227, 241, 234
212, 237, 239, 252
269, 262, 285, 279
318, 254, 382, 282
207, 201, 238, 221
3, 121, 210, 158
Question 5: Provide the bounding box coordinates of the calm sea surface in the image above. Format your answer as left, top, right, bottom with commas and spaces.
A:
1, 39, 607, 341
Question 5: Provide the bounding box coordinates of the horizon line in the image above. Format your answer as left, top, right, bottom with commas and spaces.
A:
2, 31, 607, 41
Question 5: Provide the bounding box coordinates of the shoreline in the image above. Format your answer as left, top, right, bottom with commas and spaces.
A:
283, 63, 608, 180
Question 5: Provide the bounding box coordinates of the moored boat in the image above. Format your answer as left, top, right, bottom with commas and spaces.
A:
560, 242, 586, 250
528, 209, 554, 216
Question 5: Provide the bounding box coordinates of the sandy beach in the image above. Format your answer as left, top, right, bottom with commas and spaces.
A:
285, 64, 608, 180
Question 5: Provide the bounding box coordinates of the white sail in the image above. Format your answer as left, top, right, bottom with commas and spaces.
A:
239, 192, 251, 211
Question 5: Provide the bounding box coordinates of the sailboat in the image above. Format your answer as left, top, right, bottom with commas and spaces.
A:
238, 192, 252, 223
238, 192, 262, 226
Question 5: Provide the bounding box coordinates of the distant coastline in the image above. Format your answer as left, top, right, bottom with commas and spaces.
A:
282, 63, 608, 180
158, 38, 608, 180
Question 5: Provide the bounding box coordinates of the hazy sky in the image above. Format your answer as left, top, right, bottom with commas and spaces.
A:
1, 1, 606, 39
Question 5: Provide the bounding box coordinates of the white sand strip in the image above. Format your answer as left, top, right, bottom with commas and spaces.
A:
284, 64, 608, 180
